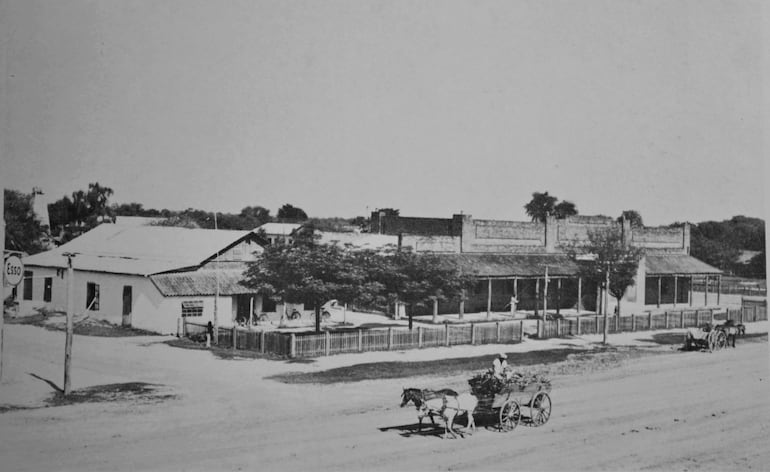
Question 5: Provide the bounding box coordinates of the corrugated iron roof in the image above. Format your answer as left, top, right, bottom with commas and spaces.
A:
150, 269, 254, 296
644, 254, 722, 275
23, 224, 253, 276
442, 253, 580, 278
254, 222, 302, 235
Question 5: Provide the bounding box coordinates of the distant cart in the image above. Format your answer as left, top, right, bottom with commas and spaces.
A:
685, 324, 728, 352
472, 377, 552, 432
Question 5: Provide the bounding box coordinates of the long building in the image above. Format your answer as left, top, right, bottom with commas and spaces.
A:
370, 211, 722, 316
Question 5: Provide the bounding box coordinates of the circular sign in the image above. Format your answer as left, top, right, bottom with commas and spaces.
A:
4, 255, 24, 286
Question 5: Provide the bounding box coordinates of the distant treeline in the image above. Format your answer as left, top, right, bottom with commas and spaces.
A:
686, 216, 765, 278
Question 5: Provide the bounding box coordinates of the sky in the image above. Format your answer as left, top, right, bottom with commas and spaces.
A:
1, 0, 766, 227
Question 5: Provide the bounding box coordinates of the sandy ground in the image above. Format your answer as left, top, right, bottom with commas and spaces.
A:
0, 321, 768, 472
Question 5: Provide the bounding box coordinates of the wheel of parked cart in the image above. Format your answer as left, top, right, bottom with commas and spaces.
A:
288, 310, 301, 320
710, 330, 727, 352
529, 392, 552, 426
322, 310, 331, 320
498, 399, 521, 432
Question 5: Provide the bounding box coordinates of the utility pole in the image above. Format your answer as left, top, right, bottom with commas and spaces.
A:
603, 263, 610, 344
63, 252, 76, 395
540, 266, 549, 338
1, 191, 5, 383
213, 212, 219, 345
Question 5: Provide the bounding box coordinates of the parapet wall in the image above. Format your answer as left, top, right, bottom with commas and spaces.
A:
632, 226, 687, 252
371, 213, 688, 255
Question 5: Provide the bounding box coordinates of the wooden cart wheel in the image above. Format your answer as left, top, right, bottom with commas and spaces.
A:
712, 331, 727, 351
288, 310, 301, 320
499, 400, 521, 432
322, 310, 331, 320
530, 392, 552, 426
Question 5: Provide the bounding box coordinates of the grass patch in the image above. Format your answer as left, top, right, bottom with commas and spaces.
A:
266, 348, 594, 385
46, 382, 177, 407
4, 313, 158, 337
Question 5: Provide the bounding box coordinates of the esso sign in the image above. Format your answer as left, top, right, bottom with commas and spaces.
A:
4, 255, 24, 286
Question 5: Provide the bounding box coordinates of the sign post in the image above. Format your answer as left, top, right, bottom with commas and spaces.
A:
2, 252, 26, 383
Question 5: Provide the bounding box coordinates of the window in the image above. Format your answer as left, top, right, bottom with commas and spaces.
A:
181, 300, 204, 317
86, 282, 100, 311
43, 277, 53, 302
122, 286, 132, 316
231, 243, 243, 260
23, 270, 33, 300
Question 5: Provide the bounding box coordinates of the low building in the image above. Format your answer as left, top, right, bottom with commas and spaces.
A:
372, 212, 723, 316
19, 223, 265, 334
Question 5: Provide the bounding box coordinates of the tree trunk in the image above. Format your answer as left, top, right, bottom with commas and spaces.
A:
408, 305, 413, 330
315, 302, 321, 333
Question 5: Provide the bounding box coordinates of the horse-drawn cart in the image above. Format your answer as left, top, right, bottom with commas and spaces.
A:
685, 324, 728, 352
469, 372, 552, 432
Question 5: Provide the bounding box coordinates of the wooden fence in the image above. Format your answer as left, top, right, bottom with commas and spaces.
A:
540, 305, 767, 338
184, 319, 524, 358
183, 304, 766, 358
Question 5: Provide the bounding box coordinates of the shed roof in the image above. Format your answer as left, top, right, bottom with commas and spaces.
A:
254, 222, 302, 236
442, 253, 580, 278
23, 224, 253, 276
644, 254, 722, 275
150, 269, 253, 296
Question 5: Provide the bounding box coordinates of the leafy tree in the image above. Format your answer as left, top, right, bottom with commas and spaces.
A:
375, 247, 474, 328
570, 226, 644, 343
524, 192, 579, 222
618, 210, 644, 227
241, 236, 373, 332
276, 203, 308, 221
690, 231, 740, 271
48, 182, 115, 243
239, 206, 271, 229
524, 192, 558, 223
4, 189, 46, 254
744, 250, 766, 278
553, 200, 578, 219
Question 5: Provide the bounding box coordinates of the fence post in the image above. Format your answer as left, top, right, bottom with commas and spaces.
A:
680, 311, 684, 328
232, 326, 237, 349
595, 316, 600, 334
418, 326, 423, 348
445, 323, 449, 346
289, 333, 296, 358
496, 322, 501, 343
754, 305, 758, 322
648, 312, 653, 330
710, 309, 714, 325
631, 314, 636, 331
358, 329, 363, 352
556, 318, 562, 337
260, 331, 266, 353
325, 331, 331, 356
665, 311, 669, 329
576, 318, 581, 335
388, 327, 393, 351
739, 307, 744, 324
519, 320, 524, 341
470, 323, 476, 345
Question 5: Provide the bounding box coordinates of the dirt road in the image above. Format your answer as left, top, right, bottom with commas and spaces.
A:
0, 324, 768, 471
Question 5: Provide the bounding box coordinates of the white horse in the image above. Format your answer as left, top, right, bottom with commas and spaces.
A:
441, 393, 478, 439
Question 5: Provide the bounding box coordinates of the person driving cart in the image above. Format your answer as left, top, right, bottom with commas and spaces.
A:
492, 353, 509, 379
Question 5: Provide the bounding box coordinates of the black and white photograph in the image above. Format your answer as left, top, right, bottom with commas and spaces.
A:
1, 1, 767, 470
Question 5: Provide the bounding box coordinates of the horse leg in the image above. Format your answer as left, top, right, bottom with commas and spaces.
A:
467, 412, 476, 432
